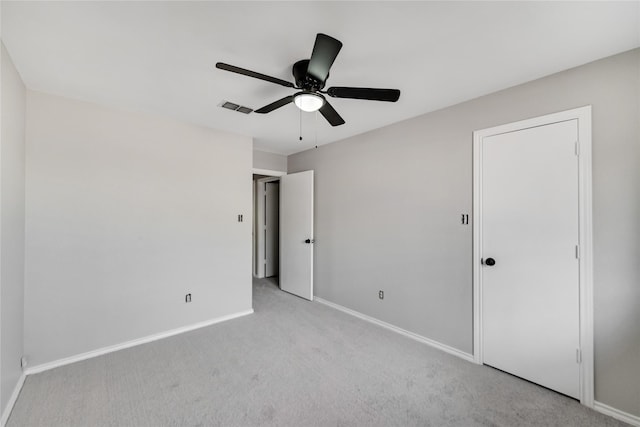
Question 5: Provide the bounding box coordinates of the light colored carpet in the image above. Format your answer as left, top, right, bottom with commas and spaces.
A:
8, 277, 626, 427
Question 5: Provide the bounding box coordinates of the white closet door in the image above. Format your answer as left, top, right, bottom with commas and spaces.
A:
482, 119, 580, 399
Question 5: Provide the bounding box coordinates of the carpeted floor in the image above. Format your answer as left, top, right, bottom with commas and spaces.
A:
8, 277, 627, 427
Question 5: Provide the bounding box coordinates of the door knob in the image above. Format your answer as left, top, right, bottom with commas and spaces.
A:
305, 239, 314, 244
484, 257, 496, 266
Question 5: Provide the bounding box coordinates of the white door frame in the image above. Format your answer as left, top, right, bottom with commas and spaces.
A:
472, 106, 594, 407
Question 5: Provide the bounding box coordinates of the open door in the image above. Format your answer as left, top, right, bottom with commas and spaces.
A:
280, 170, 314, 300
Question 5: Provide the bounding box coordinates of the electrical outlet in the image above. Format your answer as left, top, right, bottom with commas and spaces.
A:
185, 293, 192, 303
379, 290, 384, 300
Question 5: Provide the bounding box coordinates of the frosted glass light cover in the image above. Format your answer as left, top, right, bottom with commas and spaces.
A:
294, 93, 324, 112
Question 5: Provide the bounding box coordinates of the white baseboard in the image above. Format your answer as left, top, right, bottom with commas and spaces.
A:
25, 309, 254, 375
1, 373, 26, 427
314, 297, 474, 363
594, 401, 640, 426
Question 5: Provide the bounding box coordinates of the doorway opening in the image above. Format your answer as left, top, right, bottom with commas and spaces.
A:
253, 172, 282, 285
251, 168, 315, 301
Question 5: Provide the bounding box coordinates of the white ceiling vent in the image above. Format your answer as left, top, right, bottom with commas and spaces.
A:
219, 101, 252, 114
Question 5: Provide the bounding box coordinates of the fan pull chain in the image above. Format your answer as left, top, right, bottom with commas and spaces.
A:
299, 109, 303, 142
315, 110, 318, 146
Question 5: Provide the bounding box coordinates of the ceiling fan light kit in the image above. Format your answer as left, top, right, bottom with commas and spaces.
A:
294, 92, 325, 112
216, 33, 400, 127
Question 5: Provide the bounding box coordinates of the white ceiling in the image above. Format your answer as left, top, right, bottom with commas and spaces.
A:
2, 1, 639, 155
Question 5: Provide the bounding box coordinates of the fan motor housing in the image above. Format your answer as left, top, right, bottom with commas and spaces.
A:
293, 59, 325, 91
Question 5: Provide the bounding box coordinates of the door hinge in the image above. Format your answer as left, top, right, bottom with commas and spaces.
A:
575, 140, 580, 156
575, 245, 580, 259
576, 349, 582, 364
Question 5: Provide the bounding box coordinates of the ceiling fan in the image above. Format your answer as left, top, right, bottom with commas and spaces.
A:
216, 33, 400, 127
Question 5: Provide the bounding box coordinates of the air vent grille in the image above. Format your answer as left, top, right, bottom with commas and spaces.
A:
221, 101, 239, 110
219, 101, 253, 114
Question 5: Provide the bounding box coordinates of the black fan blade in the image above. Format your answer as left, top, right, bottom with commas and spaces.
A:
327, 87, 400, 102
255, 96, 294, 114
306, 34, 343, 84
319, 100, 345, 127
216, 62, 294, 88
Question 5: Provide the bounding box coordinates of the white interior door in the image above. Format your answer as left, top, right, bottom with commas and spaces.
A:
265, 182, 279, 277
280, 170, 313, 300
481, 119, 580, 399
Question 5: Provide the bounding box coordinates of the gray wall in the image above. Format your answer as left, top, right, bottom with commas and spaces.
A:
0, 43, 26, 416
253, 150, 287, 173
288, 49, 640, 416
24, 91, 253, 367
